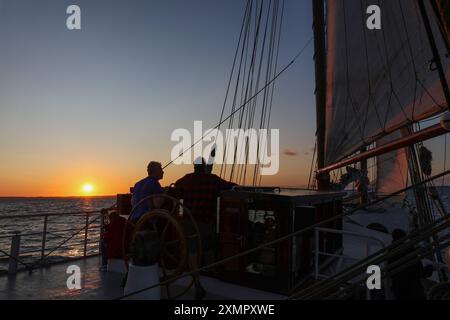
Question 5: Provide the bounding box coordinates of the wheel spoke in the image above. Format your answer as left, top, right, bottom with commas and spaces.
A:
186, 234, 200, 240
170, 203, 179, 216
160, 221, 170, 238
128, 204, 190, 295
160, 259, 168, 277
165, 284, 172, 299
165, 239, 181, 247
164, 251, 179, 264
151, 197, 160, 209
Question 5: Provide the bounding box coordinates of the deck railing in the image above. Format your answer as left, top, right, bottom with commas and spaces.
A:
313, 227, 386, 280
0, 208, 114, 274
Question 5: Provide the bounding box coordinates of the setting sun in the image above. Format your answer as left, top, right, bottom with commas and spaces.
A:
82, 184, 94, 194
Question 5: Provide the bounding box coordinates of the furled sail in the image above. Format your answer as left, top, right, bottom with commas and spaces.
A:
324, 0, 450, 167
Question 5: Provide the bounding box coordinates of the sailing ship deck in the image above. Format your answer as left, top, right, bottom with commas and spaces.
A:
0, 256, 286, 300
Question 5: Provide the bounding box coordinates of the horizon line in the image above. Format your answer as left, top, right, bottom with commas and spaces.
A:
0, 194, 118, 199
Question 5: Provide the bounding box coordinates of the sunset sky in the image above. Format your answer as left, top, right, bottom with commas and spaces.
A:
0, 0, 448, 197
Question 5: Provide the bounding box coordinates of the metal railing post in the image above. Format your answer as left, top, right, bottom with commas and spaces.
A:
8, 232, 21, 274
315, 228, 319, 280
312, 227, 386, 282
99, 210, 105, 253
366, 287, 371, 301
179, 199, 184, 217
83, 214, 89, 257
383, 262, 393, 300
216, 197, 220, 234
41, 215, 48, 258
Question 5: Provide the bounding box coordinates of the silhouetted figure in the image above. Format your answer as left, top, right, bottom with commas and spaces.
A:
100, 209, 110, 270
174, 157, 236, 299
388, 229, 432, 300
130, 161, 164, 222
103, 211, 130, 260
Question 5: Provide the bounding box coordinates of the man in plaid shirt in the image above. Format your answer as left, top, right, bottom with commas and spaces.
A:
175, 163, 235, 225
174, 157, 236, 299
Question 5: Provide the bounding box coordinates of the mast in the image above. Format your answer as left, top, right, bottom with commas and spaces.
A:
312, 0, 328, 190
418, 0, 450, 111
430, 0, 450, 50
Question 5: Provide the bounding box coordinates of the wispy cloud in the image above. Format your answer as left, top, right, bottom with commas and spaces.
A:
303, 147, 316, 156
283, 149, 298, 156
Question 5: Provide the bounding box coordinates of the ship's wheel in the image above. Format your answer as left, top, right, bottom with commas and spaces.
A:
122, 193, 202, 299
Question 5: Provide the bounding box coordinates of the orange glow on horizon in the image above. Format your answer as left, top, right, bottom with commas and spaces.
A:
0, 155, 312, 197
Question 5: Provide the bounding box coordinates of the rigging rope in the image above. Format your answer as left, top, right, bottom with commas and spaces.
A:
443, 133, 448, 186
216, 0, 251, 138
163, 9, 312, 177
220, 0, 253, 179
258, 0, 284, 186
231, 0, 265, 183
308, 142, 317, 189
251, 0, 279, 186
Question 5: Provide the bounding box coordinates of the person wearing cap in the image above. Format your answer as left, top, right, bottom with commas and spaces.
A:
175, 157, 235, 225
130, 161, 164, 222
388, 229, 433, 300
174, 157, 236, 299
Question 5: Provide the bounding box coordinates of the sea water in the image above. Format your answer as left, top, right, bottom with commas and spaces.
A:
1, 187, 450, 273
0, 196, 115, 273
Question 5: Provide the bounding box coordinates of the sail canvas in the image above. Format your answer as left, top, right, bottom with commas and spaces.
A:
325, 0, 450, 166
